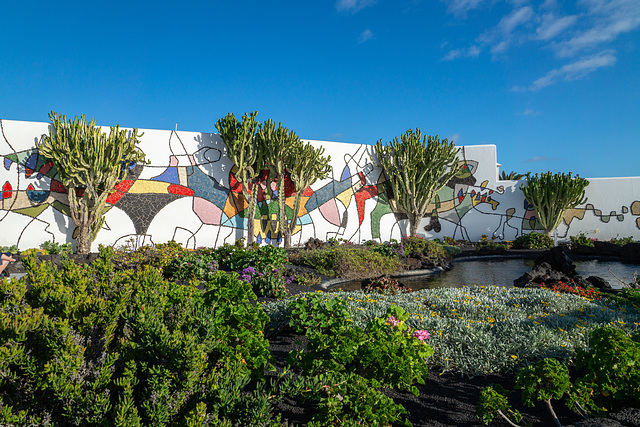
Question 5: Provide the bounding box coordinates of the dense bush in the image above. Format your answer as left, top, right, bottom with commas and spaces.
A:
40, 240, 73, 255
297, 245, 403, 279
400, 236, 449, 259
570, 232, 595, 247
110, 240, 187, 270
511, 232, 554, 249
0, 249, 276, 426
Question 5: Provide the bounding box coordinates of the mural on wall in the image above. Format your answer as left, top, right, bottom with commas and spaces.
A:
1, 119, 639, 250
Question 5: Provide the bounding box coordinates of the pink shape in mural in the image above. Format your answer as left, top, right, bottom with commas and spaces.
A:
193, 197, 222, 225
319, 199, 341, 226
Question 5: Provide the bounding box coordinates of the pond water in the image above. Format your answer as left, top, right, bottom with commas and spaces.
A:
332, 258, 640, 292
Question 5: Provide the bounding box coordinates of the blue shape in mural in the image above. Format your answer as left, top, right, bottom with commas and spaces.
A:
151, 167, 180, 185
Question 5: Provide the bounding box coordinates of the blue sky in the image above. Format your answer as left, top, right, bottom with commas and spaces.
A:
1, 0, 638, 178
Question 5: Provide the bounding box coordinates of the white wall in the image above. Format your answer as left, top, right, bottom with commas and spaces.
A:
1, 119, 638, 250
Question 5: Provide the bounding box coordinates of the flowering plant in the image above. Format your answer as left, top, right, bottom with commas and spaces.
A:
238, 266, 289, 298
288, 296, 433, 396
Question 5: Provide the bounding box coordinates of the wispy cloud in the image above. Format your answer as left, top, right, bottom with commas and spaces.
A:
441, 0, 639, 90
477, 6, 535, 57
358, 29, 375, 43
553, 0, 640, 57
518, 108, 541, 116
441, 45, 480, 60
441, 0, 488, 17
336, 0, 376, 14
525, 155, 559, 163
512, 50, 617, 91
535, 13, 578, 40
447, 133, 462, 143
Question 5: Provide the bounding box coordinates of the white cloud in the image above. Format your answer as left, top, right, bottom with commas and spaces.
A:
336, 0, 376, 13
358, 29, 375, 43
512, 50, 617, 91
477, 6, 535, 57
536, 13, 578, 40
554, 0, 640, 57
441, 0, 488, 17
447, 133, 462, 143
441, 45, 480, 60
525, 155, 559, 163
519, 108, 541, 116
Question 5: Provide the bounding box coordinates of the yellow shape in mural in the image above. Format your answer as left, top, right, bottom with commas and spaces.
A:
127, 180, 170, 194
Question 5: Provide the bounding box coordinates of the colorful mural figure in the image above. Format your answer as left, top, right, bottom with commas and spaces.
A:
1, 119, 638, 251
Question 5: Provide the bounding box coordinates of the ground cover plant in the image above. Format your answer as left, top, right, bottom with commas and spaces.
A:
264, 286, 640, 376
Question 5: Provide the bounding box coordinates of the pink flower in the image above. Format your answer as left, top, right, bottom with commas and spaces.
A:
386, 316, 401, 327
413, 330, 430, 341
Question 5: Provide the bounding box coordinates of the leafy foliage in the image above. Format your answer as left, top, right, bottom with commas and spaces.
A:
511, 232, 554, 249
0, 250, 275, 426
40, 240, 73, 255
297, 245, 403, 279
477, 384, 522, 426
575, 326, 640, 415
288, 295, 433, 396
570, 232, 596, 247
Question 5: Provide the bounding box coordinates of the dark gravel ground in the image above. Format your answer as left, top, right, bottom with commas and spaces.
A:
266, 282, 640, 426
267, 331, 640, 427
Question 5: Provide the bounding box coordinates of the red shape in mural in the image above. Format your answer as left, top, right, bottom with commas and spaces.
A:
2, 181, 11, 199
114, 180, 134, 192
168, 184, 195, 196
355, 185, 378, 225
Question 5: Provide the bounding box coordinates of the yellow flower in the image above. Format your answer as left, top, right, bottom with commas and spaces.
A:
511, 355, 518, 360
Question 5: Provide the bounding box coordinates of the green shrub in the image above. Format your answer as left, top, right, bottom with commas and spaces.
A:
401, 236, 448, 259
214, 243, 287, 271
40, 240, 73, 255
512, 232, 553, 249
164, 251, 218, 282
0, 244, 18, 253
570, 232, 595, 247
111, 241, 187, 270
288, 295, 433, 395
0, 251, 275, 426
575, 326, 640, 415
298, 246, 402, 279
610, 236, 634, 246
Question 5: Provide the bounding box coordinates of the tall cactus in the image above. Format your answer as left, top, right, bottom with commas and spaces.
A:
256, 119, 295, 246
374, 129, 461, 237
37, 112, 145, 254
520, 172, 589, 236
215, 112, 260, 246
285, 139, 331, 247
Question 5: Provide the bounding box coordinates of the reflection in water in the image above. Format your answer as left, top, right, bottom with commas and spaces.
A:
334, 259, 640, 292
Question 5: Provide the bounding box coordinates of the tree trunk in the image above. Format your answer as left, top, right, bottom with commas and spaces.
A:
76, 223, 91, 254
244, 184, 256, 247
277, 174, 289, 248
409, 214, 420, 237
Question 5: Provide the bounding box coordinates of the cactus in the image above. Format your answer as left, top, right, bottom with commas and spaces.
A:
285, 140, 331, 247
520, 171, 589, 236
256, 119, 294, 246
257, 120, 331, 247
215, 112, 260, 246
374, 129, 461, 237
37, 112, 145, 254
